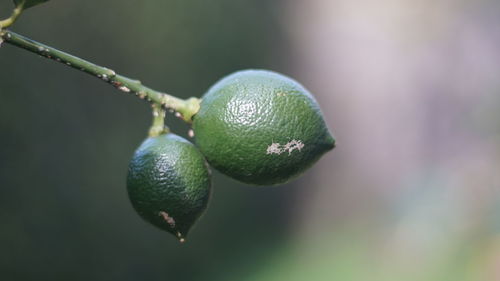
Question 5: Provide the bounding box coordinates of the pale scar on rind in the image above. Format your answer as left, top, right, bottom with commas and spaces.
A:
266, 140, 304, 155
159, 211, 176, 228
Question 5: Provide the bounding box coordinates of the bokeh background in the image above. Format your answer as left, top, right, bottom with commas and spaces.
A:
1, 0, 500, 280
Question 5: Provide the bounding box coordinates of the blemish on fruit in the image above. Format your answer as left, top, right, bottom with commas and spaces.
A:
266, 140, 304, 155
266, 142, 282, 155
188, 129, 195, 138
284, 139, 304, 155
159, 211, 176, 228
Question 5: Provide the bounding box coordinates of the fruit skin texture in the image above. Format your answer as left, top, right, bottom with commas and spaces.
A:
192, 69, 335, 185
127, 133, 211, 241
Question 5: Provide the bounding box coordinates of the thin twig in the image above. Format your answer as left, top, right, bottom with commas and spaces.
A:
0, 30, 200, 122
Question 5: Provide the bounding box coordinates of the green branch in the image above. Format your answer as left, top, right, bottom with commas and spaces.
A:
0, 30, 200, 123
0, 2, 24, 29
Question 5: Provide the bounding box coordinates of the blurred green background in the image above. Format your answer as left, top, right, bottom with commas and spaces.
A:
1, 0, 500, 280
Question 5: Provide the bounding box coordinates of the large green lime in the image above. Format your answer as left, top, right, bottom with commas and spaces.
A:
192, 69, 335, 185
127, 133, 211, 242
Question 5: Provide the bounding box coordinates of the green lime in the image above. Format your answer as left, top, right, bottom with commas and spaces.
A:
126, 133, 211, 242
192, 69, 335, 185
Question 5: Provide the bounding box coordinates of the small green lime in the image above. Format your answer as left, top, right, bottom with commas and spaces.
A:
127, 133, 211, 242
192, 69, 335, 185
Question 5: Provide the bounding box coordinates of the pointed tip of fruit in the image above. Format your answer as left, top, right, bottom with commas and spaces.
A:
176, 231, 187, 243
324, 132, 336, 151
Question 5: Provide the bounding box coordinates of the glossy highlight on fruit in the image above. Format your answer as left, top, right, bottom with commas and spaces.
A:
127, 133, 211, 242
192, 69, 335, 185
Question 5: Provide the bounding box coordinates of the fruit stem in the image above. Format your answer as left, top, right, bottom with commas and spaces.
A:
0, 2, 24, 29
149, 104, 169, 137
0, 30, 201, 123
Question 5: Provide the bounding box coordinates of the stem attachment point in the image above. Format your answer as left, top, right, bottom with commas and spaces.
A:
149, 104, 169, 137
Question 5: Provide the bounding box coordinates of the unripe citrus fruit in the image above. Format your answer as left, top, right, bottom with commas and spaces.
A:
192, 69, 335, 185
127, 133, 211, 242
